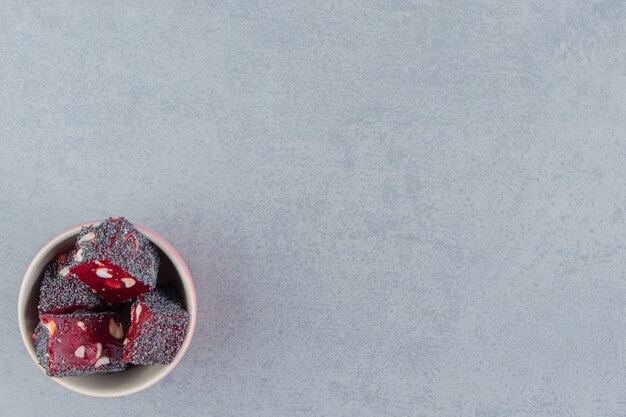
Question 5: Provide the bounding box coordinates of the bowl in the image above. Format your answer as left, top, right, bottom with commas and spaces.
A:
17, 220, 197, 397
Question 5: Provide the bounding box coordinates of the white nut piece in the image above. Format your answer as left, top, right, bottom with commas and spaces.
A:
109, 318, 124, 339
94, 260, 104, 267
94, 356, 110, 368
135, 304, 143, 322
44, 320, 56, 336
121, 277, 136, 288
95, 342, 103, 359
96, 268, 112, 278
74, 248, 83, 262
74, 345, 86, 358
79, 232, 96, 243
59, 266, 70, 277
76, 321, 86, 331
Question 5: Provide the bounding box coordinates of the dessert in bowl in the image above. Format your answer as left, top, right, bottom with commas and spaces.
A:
17, 218, 197, 397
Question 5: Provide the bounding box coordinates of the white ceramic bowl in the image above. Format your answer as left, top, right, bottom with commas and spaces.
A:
17, 220, 197, 397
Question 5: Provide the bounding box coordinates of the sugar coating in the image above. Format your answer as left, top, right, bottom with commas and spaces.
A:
34, 311, 126, 377
124, 288, 189, 365
38, 251, 107, 314
73, 217, 159, 290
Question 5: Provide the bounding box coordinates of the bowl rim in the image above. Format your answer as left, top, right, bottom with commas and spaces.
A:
17, 220, 197, 397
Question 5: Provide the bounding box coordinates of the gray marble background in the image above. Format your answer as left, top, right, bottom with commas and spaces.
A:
2, 1, 626, 416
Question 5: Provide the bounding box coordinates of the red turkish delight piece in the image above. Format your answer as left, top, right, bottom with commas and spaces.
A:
69, 217, 159, 303
33, 311, 126, 377
123, 289, 189, 365
38, 251, 107, 314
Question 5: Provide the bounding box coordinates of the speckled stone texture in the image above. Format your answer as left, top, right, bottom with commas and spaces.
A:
2, 1, 626, 416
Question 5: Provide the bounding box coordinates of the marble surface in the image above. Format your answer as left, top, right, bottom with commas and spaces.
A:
2, 1, 626, 416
